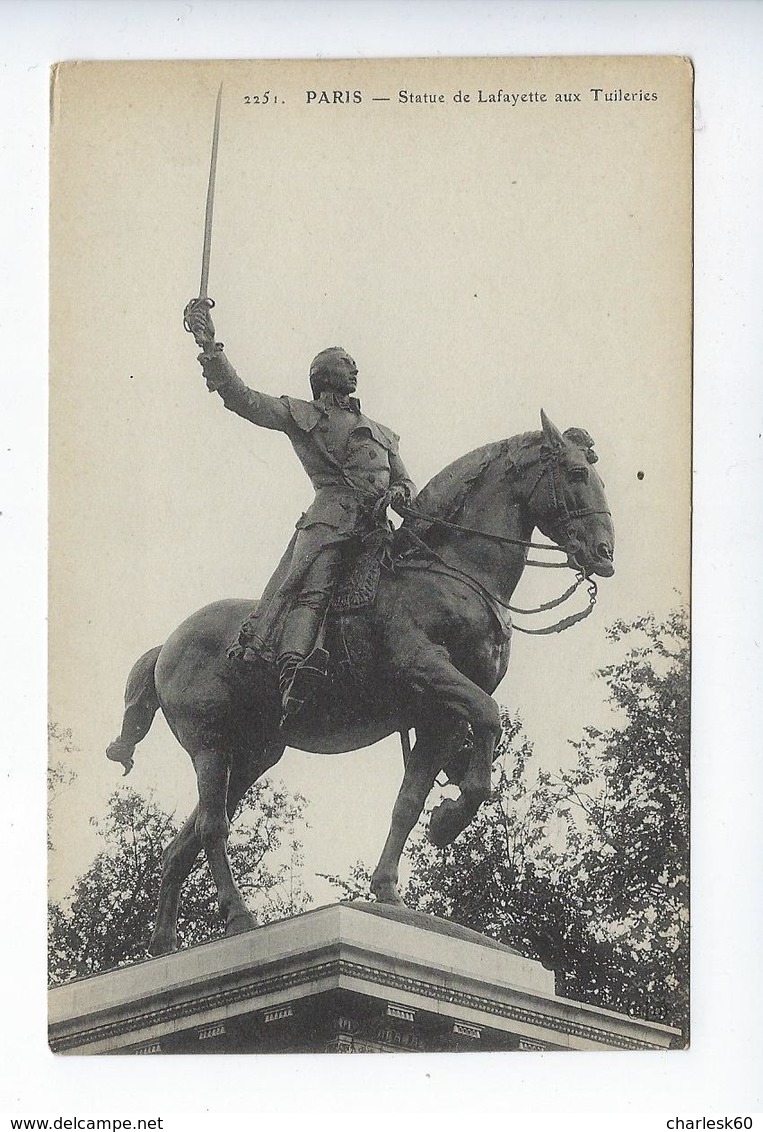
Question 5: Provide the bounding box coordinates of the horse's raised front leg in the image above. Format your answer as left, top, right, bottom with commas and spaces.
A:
391, 636, 501, 849
427, 686, 500, 848
370, 731, 441, 905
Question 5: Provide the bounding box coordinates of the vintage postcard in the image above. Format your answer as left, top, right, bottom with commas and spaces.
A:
49, 56, 692, 1054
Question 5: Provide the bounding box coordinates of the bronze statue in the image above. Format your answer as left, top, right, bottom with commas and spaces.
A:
184, 299, 416, 725
105, 93, 614, 955
106, 410, 615, 956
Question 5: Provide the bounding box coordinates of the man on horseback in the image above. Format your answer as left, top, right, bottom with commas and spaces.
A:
184, 298, 417, 725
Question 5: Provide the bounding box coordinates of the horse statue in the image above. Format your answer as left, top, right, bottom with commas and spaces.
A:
106, 410, 614, 957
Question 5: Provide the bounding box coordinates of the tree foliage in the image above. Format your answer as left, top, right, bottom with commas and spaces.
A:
48, 723, 77, 851
546, 607, 690, 1033
318, 858, 374, 903
48, 780, 311, 984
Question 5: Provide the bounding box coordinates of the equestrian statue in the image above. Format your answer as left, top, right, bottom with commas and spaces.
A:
106, 296, 615, 955
105, 91, 615, 956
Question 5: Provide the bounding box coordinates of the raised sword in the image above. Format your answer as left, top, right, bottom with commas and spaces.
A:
183, 83, 223, 354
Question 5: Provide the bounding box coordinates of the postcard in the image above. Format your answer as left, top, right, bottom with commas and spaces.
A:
49, 56, 692, 1055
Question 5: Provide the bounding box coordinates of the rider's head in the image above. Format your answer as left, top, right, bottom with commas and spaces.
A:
309, 347, 358, 399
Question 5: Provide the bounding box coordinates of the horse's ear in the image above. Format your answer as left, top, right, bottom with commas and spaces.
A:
540, 409, 565, 449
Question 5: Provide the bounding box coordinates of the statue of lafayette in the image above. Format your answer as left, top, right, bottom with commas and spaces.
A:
103, 100, 615, 951
185, 298, 416, 725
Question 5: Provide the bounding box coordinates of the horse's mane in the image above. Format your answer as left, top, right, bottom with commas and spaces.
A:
408, 430, 542, 527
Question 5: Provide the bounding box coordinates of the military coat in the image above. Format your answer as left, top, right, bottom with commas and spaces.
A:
203, 349, 415, 532
201, 349, 416, 660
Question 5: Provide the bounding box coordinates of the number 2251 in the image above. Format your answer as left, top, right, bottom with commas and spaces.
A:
244, 92, 277, 105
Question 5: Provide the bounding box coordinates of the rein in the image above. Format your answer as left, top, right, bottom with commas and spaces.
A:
395, 526, 599, 636
396, 503, 567, 555
511, 576, 598, 635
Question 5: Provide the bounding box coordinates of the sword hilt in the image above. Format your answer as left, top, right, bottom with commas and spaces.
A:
183, 295, 218, 355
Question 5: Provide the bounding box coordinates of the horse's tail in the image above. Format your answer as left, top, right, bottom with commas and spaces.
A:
106, 645, 162, 776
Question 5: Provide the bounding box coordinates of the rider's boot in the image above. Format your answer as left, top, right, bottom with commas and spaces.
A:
277, 606, 328, 727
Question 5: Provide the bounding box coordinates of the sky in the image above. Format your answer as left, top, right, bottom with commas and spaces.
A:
48, 55, 691, 905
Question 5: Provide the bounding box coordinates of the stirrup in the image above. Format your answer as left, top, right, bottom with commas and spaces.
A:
278, 647, 329, 727
278, 653, 304, 726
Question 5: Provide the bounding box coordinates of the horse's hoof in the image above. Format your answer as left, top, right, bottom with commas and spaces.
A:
225, 912, 257, 937
147, 933, 178, 957
106, 737, 134, 776
427, 798, 464, 848
371, 882, 405, 906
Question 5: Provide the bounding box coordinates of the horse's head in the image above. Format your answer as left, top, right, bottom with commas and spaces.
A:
517, 410, 615, 579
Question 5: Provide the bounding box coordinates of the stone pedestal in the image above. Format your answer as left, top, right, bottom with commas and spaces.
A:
49, 902, 678, 1054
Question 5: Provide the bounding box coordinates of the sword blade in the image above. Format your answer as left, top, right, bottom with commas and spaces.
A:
199, 83, 223, 300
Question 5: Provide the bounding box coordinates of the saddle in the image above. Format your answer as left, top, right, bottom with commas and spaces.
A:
330, 528, 393, 613
229, 528, 395, 697
323, 527, 396, 688
276, 548, 390, 725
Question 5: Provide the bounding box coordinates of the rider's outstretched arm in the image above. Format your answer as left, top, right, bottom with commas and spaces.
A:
185, 298, 291, 432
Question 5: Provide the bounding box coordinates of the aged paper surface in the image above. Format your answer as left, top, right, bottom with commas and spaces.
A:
49, 56, 692, 1048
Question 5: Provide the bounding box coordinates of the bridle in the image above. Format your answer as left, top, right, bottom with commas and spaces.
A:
395, 444, 610, 635
524, 444, 612, 541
